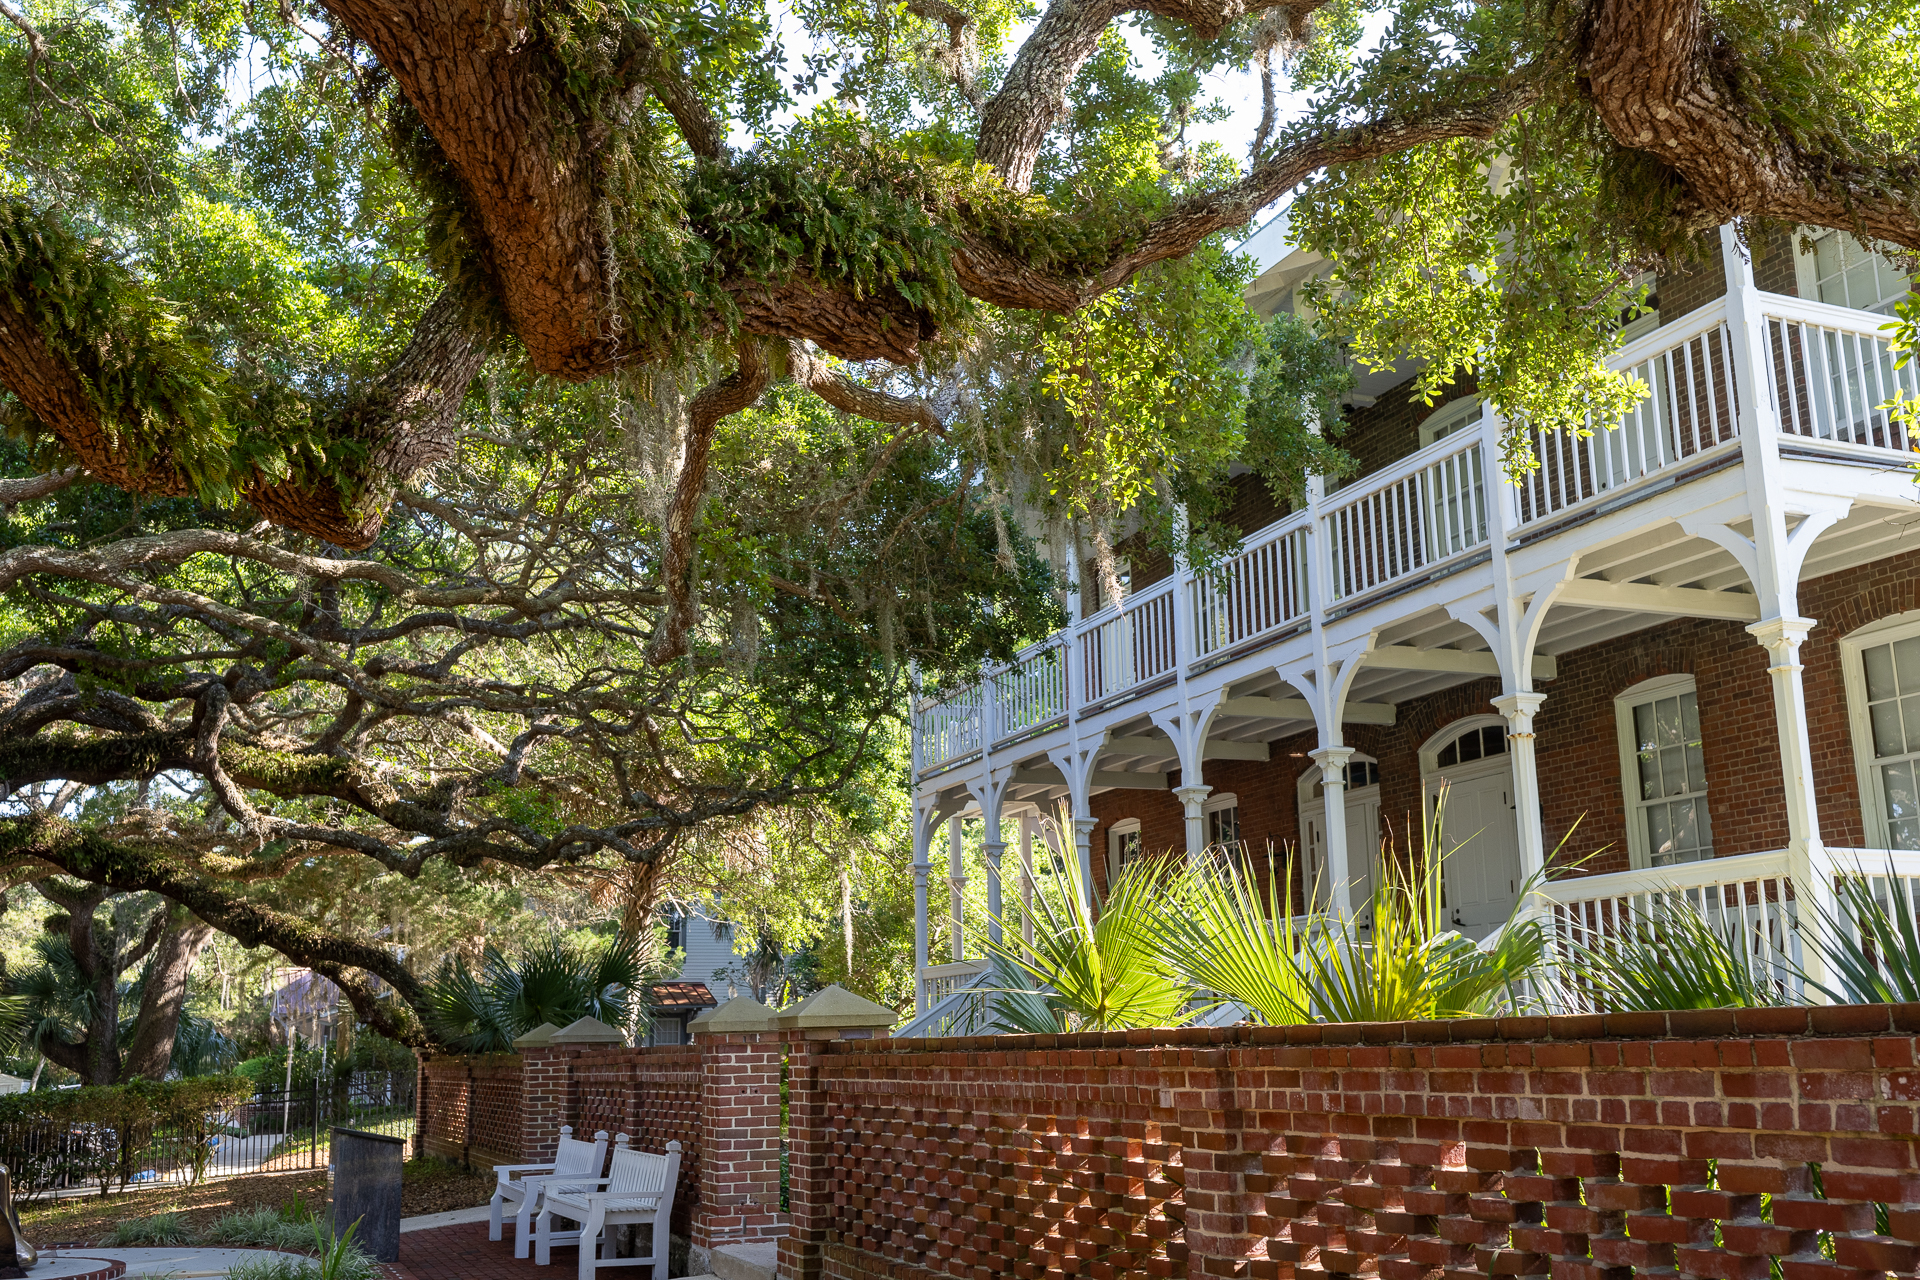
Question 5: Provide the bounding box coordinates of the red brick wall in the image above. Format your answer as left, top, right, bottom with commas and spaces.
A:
1083, 546, 1920, 883
418, 1054, 524, 1168
782, 1007, 1920, 1280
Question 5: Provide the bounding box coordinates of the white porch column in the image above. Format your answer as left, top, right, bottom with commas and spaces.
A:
1018, 810, 1039, 947
1072, 817, 1098, 903
947, 814, 967, 964
1749, 617, 1827, 855
969, 774, 1012, 946
1174, 785, 1213, 858
1310, 745, 1356, 917
1493, 691, 1549, 883
911, 807, 934, 1015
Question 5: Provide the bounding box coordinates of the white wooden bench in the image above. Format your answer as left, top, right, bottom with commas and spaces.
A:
489, 1126, 612, 1258
533, 1139, 682, 1280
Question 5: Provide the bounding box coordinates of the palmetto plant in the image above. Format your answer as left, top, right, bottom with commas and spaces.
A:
1151, 848, 1314, 1026
423, 932, 648, 1053
1557, 901, 1781, 1011
979, 841, 1194, 1034
1298, 818, 1548, 1024
1801, 860, 1920, 1004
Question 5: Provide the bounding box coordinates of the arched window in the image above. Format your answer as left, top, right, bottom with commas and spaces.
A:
1615, 675, 1712, 868
1433, 722, 1507, 769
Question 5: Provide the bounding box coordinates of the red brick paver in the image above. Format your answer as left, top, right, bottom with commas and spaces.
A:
391, 1221, 560, 1280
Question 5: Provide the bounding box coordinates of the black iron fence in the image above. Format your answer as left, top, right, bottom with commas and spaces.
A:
0, 1070, 415, 1200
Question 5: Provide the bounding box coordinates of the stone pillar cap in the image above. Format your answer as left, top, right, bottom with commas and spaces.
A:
774, 984, 898, 1030
511, 1022, 561, 1048
688, 994, 777, 1034
548, 1015, 627, 1045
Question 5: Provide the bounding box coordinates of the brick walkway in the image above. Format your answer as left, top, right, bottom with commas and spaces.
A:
392, 1221, 559, 1280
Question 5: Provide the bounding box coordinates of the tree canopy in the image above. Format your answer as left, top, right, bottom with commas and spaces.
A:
2, 0, 1917, 1046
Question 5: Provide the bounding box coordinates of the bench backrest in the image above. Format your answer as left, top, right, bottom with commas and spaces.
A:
553, 1126, 609, 1177
606, 1140, 682, 1204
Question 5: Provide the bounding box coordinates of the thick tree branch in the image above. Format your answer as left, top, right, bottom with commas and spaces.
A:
1584, 0, 1920, 249
0, 289, 489, 548
649, 341, 772, 665
786, 342, 944, 436
0, 812, 430, 1046
963, 80, 1543, 310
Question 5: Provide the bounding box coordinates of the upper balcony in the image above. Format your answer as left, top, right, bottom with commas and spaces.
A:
913, 287, 1920, 780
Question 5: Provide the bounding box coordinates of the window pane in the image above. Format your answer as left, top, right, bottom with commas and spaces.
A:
1681, 693, 1701, 742
1894, 818, 1920, 851
1649, 805, 1674, 859
1634, 702, 1655, 751
1896, 636, 1920, 693
1672, 797, 1699, 852
1655, 696, 1682, 746
1685, 742, 1707, 791
1659, 745, 1685, 798
1872, 701, 1907, 758
1905, 694, 1920, 756
1439, 743, 1456, 767
1485, 727, 1507, 756
1885, 761, 1918, 820
1866, 644, 1898, 700
1639, 750, 1660, 800
1459, 731, 1482, 763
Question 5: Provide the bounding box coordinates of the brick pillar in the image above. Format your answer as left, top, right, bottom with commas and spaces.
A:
517, 1045, 574, 1165
690, 996, 785, 1264
1176, 1044, 1263, 1279
771, 985, 899, 1280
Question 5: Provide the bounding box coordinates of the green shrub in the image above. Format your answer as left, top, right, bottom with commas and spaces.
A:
0, 1074, 253, 1198
203, 1205, 314, 1251
102, 1211, 197, 1245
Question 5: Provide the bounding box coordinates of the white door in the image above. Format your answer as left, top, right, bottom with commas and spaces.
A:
1301, 786, 1381, 911
1425, 763, 1521, 938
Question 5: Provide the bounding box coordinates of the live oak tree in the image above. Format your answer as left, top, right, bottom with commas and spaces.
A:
2, 0, 1917, 1045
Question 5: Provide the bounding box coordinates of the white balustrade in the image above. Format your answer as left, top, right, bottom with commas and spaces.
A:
1077, 580, 1177, 703
1537, 849, 1801, 1010
1324, 431, 1489, 600
1192, 516, 1311, 658
992, 642, 1068, 740
913, 686, 982, 772
1763, 299, 1920, 453
1519, 305, 1740, 524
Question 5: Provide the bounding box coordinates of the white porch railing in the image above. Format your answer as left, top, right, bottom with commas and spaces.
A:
1192, 513, 1311, 659
993, 642, 1067, 739
1538, 849, 1803, 1008
897, 959, 996, 1038
1324, 430, 1490, 599
1519, 303, 1741, 524
1078, 579, 1177, 703
1763, 297, 1920, 455
913, 686, 981, 772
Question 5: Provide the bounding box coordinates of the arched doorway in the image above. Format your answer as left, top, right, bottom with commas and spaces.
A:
1422, 717, 1522, 937
1299, 754, 1382, 911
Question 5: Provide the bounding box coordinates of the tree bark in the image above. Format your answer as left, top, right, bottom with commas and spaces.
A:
1584, 0, 1920, 249
120, 910, 215, 1081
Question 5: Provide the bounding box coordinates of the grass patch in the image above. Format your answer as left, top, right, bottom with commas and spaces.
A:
102, 1211, 196, 1245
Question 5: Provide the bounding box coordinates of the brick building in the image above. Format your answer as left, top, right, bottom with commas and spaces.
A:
904, 218, 1920, 1028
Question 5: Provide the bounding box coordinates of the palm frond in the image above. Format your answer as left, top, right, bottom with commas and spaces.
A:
1560, 901, 1781, 1012
1151, 847, 1312, 1026
1801, 859, 1920, 1004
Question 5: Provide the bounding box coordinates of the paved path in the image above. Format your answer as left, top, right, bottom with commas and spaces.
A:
390, 1221, 712, 1280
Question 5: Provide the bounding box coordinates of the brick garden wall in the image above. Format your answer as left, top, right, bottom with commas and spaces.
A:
781, 1006, 1920, 1280
418, 1054, 524, 1168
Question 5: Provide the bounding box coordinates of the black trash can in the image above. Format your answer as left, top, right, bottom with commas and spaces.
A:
331, 1127, 405, 1262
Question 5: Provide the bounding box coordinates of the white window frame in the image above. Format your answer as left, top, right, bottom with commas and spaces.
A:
1419, 395, 1483, 448
1204, 792, 1243, 859
1107, 818, 1143, 884
1840, 609, 1920, 852
1792, 227, 1914, 314
1614, 674, 1712, 869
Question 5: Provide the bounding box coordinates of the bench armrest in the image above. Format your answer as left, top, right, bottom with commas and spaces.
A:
495, 1162, 560, 1181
